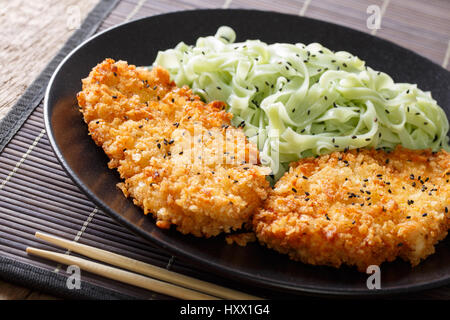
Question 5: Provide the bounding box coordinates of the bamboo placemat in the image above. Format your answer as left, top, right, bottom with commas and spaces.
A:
0, 0, 449, 299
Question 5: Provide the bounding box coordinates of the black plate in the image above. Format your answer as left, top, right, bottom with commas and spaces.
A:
44, 9, 450, 297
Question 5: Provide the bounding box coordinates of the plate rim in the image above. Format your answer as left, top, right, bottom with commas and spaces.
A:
43, 8, 450, 297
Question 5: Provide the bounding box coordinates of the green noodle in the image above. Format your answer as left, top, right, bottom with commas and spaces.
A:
153, 26, 450, 179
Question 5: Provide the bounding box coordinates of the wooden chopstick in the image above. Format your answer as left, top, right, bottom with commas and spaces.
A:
26, 247, 217, 300
32, 232, 262, 300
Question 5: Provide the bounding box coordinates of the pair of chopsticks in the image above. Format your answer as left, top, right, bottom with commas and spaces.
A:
26, 232, 261, 300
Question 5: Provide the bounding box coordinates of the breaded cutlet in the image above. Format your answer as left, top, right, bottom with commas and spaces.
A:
77, 59, 270, 237
253, 146, 450, 271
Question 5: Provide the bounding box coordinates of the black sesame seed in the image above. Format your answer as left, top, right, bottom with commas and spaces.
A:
292, 188, 297, 193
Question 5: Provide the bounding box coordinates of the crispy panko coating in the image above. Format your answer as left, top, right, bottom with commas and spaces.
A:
225, 232, 257, 246
77, 59, 270, 237
253, 146, 450, 271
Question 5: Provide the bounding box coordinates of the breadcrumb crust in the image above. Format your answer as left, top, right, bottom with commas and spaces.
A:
77, 59, 270, 237
253, 147, 450, 271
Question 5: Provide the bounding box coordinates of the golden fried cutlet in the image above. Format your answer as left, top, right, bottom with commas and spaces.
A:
253, 146, 450, 271
77, 59, 270, 237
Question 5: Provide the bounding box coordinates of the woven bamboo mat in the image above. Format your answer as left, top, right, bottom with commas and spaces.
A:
0, 0, 449, 299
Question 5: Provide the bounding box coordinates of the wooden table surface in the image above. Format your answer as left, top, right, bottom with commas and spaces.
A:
1, 0, 449, 300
